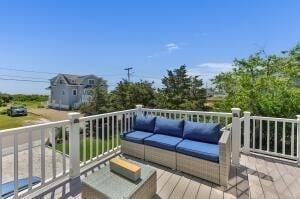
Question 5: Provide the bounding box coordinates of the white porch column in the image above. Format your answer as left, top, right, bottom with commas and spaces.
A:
136, 104, 143, 116
243, 111, 251, 154
231, 108, 241, 166
68, 112, 81, 179
297, 115, 300, 165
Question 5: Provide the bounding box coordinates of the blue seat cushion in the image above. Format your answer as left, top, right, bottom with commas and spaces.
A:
183, 121, 221, 144
176, 140, 219, 163
154, 117, 184, 137
144, 134, 183, 151
121, 131, 154, 144
134, 115, 156, 132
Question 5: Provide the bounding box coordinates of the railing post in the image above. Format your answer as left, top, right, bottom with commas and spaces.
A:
297, 115, 300, 165
68, 112, 81, 179
231, 108, 241, 166
243, 111, 251, 154
136, 104, 143, 116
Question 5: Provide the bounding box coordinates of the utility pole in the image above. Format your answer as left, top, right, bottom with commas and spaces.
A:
124, 67, 133, 82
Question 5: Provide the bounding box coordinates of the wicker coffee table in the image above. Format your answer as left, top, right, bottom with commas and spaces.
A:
81, 160, 157, 199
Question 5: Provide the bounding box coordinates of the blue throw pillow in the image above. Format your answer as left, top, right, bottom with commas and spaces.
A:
133, 115, 156, 132
183, 121, 221, 144
154, 117, 184, 137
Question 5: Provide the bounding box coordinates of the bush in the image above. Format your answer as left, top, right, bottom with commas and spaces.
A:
12, 94, 48, 102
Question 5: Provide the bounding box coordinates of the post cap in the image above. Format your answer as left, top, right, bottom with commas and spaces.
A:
231, 108, 241, 117
68, 112, 81, 119
136, 104, 143, 109
297, 115, 300, 119
231, 108, 241, 112
243, 111, 251, 116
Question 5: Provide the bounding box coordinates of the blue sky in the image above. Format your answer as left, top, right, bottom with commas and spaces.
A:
0, 0, 299, 94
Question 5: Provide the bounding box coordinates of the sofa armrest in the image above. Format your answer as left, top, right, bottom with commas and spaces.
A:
219, 130, 231, 186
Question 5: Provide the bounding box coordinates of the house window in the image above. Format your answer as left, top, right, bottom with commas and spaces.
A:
62, 90, 65, 95
72, 89, 77, 96
59, 79, 64, 84
71, 79, 75, 84
88, 79, 95, 85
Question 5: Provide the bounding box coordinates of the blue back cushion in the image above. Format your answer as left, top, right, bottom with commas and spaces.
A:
183, 121, 221, 144
154, 117, 184, 137
133, 115, 156, 132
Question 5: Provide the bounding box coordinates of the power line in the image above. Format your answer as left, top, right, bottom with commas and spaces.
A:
0, 77, 49, 83
0, 67, 57, 75
0, 74, 50, 81
0, 66, 126, 77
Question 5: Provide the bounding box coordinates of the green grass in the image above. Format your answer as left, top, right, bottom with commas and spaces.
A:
56, 136, 120, 161
0, 113, 42, 130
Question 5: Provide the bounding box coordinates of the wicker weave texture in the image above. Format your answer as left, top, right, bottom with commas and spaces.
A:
131, 171, 157, 199
121, 140, 145, 159
219, 130, 231, 186
81, 183, 109, 199
177, 153, 220, 184
145, 145, 177, 169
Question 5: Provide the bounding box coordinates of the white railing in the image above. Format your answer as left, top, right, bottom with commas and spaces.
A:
243, 113, 300, 163
78, 109, 137, 166
0, 120, 71, 198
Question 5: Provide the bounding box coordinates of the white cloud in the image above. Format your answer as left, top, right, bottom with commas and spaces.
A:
165, 43, 179, 52
147, 43, 180, 58
188, 62, 233, 85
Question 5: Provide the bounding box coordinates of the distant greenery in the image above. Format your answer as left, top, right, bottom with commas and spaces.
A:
155, 65, 206, 110
0, 93, 13, 107
80, 65, 207, 114
212, 44, 300, 118
12, 94, 48, 102
79, 78, 111, 114
110, 80, 156, 110
0, 93, 48, 108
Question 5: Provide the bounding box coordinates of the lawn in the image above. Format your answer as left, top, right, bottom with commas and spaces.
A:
56, 136, 120, 161
0, 113, 42, 130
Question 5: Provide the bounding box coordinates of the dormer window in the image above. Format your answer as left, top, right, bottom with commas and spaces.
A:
88, 79, 95, 85
59, 79, 64, 84
71, 79, 76, 84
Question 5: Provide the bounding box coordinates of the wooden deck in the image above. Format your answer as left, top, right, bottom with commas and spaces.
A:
31, 153, 300, 199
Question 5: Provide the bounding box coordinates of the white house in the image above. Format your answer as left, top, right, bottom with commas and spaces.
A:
47, 74, 100, 109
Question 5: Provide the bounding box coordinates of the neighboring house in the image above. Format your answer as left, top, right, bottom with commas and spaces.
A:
47, 74, 99, 110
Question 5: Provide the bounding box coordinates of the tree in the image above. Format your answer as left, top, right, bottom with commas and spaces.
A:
79, 78, 111, 114
212, 45, 300, 118
110, 80, 156, 110
156, 65, 206, 110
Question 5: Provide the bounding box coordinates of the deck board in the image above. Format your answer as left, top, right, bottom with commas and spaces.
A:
182, 179, 200, 199
31, 153, 300, 199
158, 173, 181, 198
169, 176, 190, 199
254, 157, 279, 199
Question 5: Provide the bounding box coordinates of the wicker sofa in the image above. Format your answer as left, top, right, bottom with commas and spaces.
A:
121, 115, 231, 186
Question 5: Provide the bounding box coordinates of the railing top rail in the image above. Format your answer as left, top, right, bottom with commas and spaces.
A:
79, 108, 137, 121
0, 120, 70, 136
141, 108, 232, 117
250, 116, 298, 123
